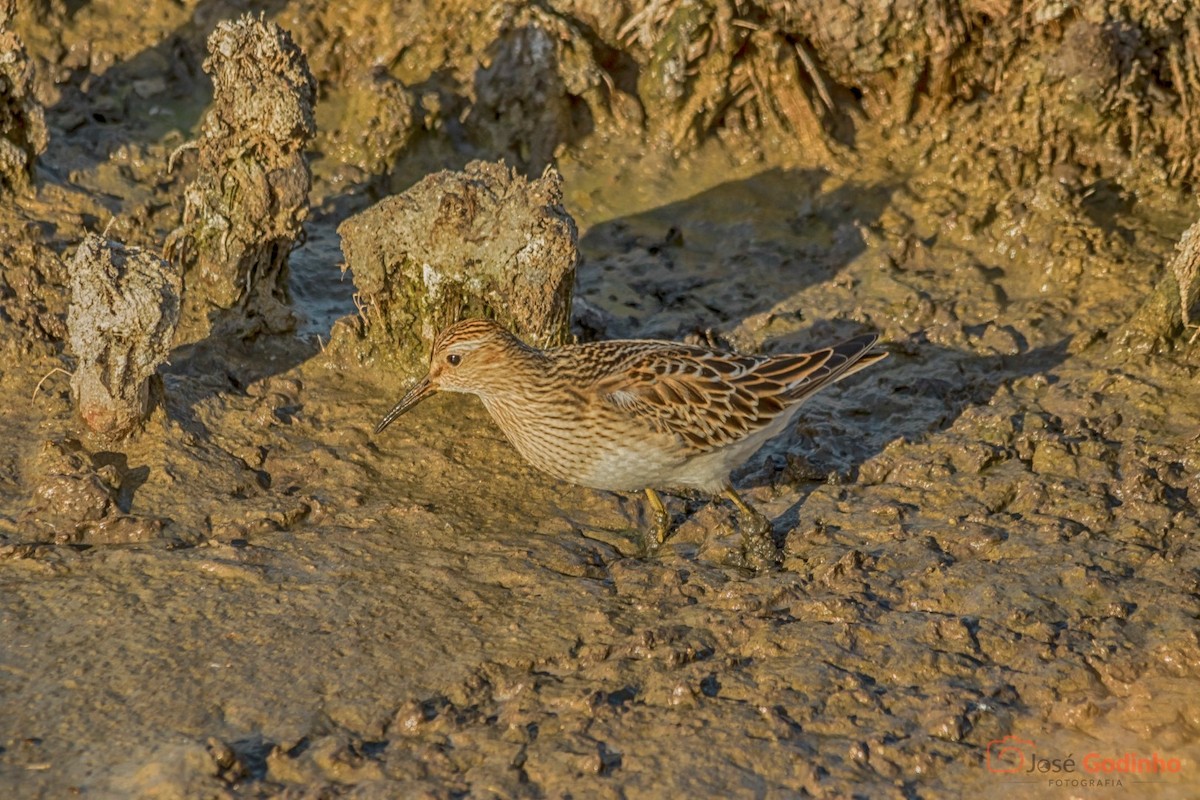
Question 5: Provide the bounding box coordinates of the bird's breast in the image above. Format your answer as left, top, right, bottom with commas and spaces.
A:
479, 393, 680, 490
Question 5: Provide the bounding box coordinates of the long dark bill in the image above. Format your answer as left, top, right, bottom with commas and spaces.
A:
374, 375, 434, 434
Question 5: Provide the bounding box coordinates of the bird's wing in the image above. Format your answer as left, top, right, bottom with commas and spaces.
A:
596, 348, 827, 453
597, 335, 884, 453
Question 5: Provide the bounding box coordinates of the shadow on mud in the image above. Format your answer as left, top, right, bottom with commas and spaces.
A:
766, 336, 1076, 542
576, 166, 895, 339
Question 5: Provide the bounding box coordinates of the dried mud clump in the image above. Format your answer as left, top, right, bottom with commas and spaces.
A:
336, 160, 578, 369
622, 0, 848, 150
21, 440, 164, 545
165, 15, 316, 339
0, 0, 49, 191
67, 234, 181, 439
1175, 223, 1200, 330
468, 2, 636, 173
287, 0, 635, 177
0, 223, 68, 348
774, 0, 968, 122
325, 67, 417, 177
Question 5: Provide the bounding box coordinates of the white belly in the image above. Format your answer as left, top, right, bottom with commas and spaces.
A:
482, 393, 806, 495
572, 406, 804, 494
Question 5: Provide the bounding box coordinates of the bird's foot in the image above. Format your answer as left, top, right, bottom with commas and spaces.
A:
739, 510, 779, 571
638, 488, 672, 556
639, 526, 664, 557
724, 487, 779, 571
637, 508, 671, 557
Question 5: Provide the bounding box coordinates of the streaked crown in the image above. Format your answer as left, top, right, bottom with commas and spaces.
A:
424, 318, 536, 395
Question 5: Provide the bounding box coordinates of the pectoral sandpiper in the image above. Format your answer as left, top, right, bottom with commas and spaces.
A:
376, 319, 886, 562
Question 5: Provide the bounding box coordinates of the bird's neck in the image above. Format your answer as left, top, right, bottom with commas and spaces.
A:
475, 349, 558, 414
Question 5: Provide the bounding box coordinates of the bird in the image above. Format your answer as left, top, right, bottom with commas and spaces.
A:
375, 318, 887, 559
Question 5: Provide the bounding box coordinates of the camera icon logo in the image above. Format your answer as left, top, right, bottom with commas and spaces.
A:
987, 735, 1034, 774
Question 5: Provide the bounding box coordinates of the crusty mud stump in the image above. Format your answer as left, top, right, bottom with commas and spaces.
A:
468, 3, 635, 173
67, 234, 181, 439
165, 14, 316, 339
0, 0, 48, 192
336, 159, 578, 370
1110, 210, 1200, 353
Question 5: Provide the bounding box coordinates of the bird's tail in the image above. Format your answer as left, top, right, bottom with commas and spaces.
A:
776, 333, 887, 403
827, 334, 888, 383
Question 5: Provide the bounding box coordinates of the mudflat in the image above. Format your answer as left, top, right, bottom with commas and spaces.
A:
1, 1, 1197, 797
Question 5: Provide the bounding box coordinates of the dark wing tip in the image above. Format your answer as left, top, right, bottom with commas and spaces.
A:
828, 334, 888, 380
831, 332, 879, 356
774, 333, 886, 402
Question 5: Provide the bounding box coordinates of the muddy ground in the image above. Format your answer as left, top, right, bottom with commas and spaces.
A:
1, 1, 1198, 798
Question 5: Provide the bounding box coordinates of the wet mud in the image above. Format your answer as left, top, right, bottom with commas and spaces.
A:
1, 1, 1198, 798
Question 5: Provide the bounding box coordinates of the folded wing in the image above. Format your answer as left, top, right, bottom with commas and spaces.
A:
599, 334, 884, 453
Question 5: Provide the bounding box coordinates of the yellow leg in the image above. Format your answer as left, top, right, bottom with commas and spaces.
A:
724, 487, 777, 568
723, 486, 759, 520
645, 487, 671, 546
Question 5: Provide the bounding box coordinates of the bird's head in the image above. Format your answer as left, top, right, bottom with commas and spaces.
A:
375, 318, 529, 433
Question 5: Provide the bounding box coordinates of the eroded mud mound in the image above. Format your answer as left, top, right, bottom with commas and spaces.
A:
67, 234, 181, 439
166, 13, 315, 340
337, 159, 578, 369
0, 0, 47, 191
21, 438, 166, 545
0, 223, 67, 351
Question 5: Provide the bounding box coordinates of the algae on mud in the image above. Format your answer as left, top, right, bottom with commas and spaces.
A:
1, 0, 1199, 798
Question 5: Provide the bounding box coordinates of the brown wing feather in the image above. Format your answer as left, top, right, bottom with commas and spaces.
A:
598, 334, 884, 453
597, 350, 818, 452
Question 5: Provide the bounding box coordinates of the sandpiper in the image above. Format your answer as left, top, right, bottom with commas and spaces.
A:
376, 319, 886, 559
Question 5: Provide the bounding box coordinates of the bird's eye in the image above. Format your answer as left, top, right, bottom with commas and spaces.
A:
446, 353, 462, 366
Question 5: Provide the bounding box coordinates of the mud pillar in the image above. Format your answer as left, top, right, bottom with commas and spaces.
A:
67, 234, 182, 439
469, 3, 623, 174
1114, 217, 1200, 352
166, 14, 316, 338
0, 0, 49, 192
337, 160, 578, 371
